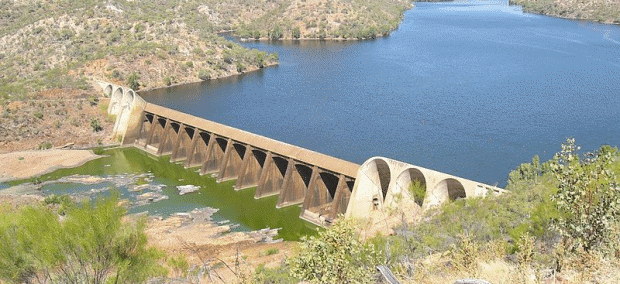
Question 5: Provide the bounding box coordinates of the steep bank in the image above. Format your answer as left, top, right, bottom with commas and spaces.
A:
231, 0, 413, 40
510, 0, 620, 24
0, 89, 115, 152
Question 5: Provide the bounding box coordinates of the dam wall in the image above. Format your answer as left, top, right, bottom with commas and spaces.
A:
101, 82, 505, 227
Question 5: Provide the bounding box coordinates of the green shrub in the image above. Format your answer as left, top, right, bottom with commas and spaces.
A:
292, 27, 301, 39
43, 194, 72, 205
254, 51, 265, 68
236, 62, 245, 72
33, 111, 43, 119
167, 255, 189, 277
264, 248, 279, 256
164, 76, 172, 86
0, 193, 167, 283
90, 118, 102, 132
88, 95, 99, 106
127, 72, 140, 90
269, 26, 283, 40
408, 180, 426, 206
198, 69, 210, 80
38, 141, 52, 150
550, 139, 620, 251
254, 263, 297, 283
92, 146, 105, 155
288, 218, 381, 283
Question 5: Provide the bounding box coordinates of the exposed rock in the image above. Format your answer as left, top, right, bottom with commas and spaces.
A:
177, 184, 200, 195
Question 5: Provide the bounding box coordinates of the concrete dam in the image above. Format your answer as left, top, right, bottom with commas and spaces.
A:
102, 82, 506, 226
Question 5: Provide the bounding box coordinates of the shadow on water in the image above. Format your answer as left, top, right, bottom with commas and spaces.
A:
5, 147, 317, 241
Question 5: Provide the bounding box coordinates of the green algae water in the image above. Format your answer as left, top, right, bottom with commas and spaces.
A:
5, 147, 317, 241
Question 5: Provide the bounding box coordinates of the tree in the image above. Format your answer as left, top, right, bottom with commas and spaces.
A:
292, 27, 301, 39
0, 194, 167, 283
127, 72, 140, 90
90, 118, 103, 132
198, 70, 210, 81
269, 26, 283, 40
288, 218, 381, 283
550, 138, 620, 251
254, 51, 265, 68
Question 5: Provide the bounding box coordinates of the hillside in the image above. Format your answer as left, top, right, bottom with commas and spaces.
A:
0, 0, 278, 101
229, 0, 412, 40
0, 0, 411, 152
0, 0, 412, 102
510, 0, 620, 23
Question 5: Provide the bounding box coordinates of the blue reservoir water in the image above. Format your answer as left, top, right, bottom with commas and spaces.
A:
142, 1, 620, 186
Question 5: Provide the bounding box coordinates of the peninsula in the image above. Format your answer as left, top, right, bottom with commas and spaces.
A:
510, 0, 620, 23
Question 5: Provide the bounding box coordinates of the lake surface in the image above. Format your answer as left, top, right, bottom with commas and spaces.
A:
144, 0, 620, 187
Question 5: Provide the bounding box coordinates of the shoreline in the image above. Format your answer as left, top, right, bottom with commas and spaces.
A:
507, 0, 620, 25
137, 62, 279, 93
0, 149, 103, 183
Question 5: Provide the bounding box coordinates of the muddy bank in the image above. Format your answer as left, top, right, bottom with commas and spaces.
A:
0, 149, 102, 182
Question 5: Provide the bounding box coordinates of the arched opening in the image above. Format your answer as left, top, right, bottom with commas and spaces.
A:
184, 127, 194, 140
122, 89, 134, 108
145, 113, 154, 124
430, 178, 466, 206
319, 172, 339, 199
199, 132, 211, 146
157, 117, 167, 128
170, 122, 181, 134
104, 85, 113, 97
446, 178, 466, 201
346, 180, 355, 192
395, 168, 427, 207
363, 159, 391, 201
215, 137, 228, 152
295, 164, 313, 187
187, 131, 209, 167
138, 113, 154, 141
233, 143, 246, 159
252, 149, 267, 167
110, 88, 123, 115
272, 156, 288, 177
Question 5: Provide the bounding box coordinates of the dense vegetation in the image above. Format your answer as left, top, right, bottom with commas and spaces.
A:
510, 0, 620, 23
0, 193, 166, 283
256, 139, 620, 283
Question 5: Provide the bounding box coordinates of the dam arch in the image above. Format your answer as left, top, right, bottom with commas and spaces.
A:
109, 87, 123, 115
123, 89, 135, 106
106, 84, 505, 227
427, 178, 466, 207
104, 84, 113, 97
392, 167, 427, 207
